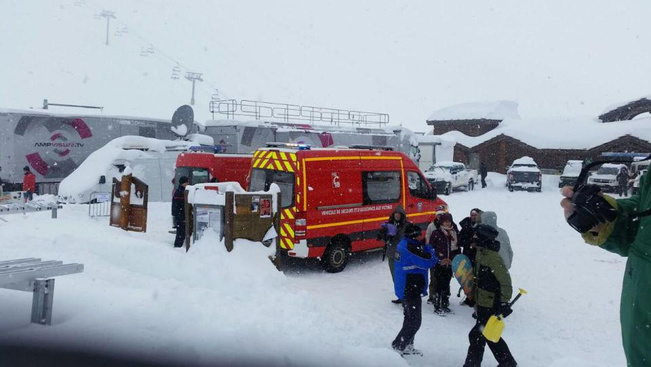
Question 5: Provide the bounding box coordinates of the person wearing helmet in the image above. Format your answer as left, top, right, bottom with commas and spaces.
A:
464, 223, 517, 367
392, 223, 439, 356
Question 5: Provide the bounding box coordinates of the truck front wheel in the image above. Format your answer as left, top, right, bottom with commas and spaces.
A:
322, 237, 350, 273
444, 183, 451, 195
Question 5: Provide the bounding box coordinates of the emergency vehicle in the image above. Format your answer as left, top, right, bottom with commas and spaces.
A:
248, 143, 448, 272
174, 149, 253, 188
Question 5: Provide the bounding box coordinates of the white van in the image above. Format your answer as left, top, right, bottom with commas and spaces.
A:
59, 136, 211, 203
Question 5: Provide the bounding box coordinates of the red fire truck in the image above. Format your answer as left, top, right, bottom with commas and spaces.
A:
248, 143, 448, 272
174, 150, 253, 188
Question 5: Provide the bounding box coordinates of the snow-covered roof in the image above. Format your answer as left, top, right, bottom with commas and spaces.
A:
441, 115, 651, 150
58, 136, 196, 197
427, 101, 520, 121
0, 108, 174, 124
600, 96, 651, 116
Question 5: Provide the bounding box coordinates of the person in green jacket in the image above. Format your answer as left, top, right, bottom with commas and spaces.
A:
464, 224, 517, 367
561, 169, 651, 367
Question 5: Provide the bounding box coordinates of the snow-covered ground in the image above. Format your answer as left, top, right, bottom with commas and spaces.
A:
0, 173, 626, 366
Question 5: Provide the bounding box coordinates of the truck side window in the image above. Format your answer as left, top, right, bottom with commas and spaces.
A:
362, 171, 401, 205
407, 171, 430, 199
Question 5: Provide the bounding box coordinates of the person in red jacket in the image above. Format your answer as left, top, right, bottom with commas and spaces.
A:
22, 166, 36, 202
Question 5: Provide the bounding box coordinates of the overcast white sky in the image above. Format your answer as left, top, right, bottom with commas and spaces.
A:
2, 0, 651, 132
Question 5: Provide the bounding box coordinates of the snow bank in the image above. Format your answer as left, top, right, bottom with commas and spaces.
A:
0, 204, 406, 366
428, 101, 520, 121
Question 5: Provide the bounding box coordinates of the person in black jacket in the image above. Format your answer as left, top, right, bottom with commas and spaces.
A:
480, 162, 488, 188
459, 208, 482, 266
616, 167, 629, 197
172, 176, 189, 248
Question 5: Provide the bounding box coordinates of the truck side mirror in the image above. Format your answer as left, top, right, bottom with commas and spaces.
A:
429, 188, 437, 200
99, 175, 106, 184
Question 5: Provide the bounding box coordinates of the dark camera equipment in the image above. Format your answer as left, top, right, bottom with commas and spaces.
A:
567, 154, 651, 233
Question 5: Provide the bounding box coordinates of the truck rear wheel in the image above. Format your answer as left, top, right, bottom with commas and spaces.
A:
322, 237, 350, 273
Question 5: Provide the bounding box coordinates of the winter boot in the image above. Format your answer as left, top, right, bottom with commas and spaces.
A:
402, 344, 423, 356
391, 298, 402, 304
433, 294, 443, 315
461, 297, 475, 307
441, 294, 452, 314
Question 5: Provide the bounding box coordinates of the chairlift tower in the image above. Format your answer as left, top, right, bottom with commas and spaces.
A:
185, 72, 203, 105
98, 10, 116, 45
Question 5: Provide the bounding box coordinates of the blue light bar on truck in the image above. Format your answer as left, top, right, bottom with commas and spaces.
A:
189, 145, 224, 153
265, 142, 311, 150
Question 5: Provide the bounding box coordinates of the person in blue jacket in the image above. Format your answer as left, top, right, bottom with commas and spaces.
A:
392, 223, 439, 356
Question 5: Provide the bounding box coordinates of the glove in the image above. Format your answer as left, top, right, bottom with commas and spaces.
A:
496, 303, 513, 318
383, 223, 398, 237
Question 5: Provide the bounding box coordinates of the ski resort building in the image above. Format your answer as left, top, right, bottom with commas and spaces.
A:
426, 99, 651, 173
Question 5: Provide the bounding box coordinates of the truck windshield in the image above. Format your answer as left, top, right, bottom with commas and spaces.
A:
249, 168, 295, 208
175, 167, 210, 185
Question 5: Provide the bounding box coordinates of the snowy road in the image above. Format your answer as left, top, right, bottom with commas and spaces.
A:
0, 173, 626, 366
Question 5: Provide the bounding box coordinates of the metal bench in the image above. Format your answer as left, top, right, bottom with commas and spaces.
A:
0, 258, 84, 325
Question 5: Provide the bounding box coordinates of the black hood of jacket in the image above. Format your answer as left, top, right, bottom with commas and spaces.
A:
459, 217, 474, 230
476, 237, 501, 252
389, 205, 407, 225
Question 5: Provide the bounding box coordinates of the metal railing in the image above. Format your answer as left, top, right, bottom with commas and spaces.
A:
209, 98, 390, 127
88, 192, 111, 218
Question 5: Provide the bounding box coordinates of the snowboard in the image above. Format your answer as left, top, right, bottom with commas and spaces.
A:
451, 254, 474, 298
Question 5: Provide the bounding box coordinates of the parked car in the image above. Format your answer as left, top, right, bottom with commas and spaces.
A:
558, 160, 583, 188
507, 156, 542, 192
629, 159, 649, 195
423, 161, 478, 195
632, 169, 647, 195
586, 163, 628, 192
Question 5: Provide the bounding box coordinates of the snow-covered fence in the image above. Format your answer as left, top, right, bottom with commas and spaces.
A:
0, 197, 62, 219
186, 183, 281, 264
88, 191, 111, 218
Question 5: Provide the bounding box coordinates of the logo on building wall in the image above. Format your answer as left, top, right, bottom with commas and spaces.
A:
15, 116, 93, 179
